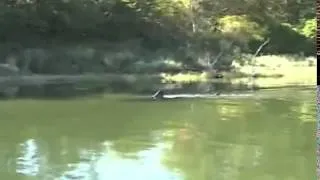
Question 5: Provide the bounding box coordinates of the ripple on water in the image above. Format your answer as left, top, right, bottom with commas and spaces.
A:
16, 139, 40, 176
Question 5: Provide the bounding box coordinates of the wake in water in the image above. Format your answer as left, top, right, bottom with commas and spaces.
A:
151, 90, 254, 100
162, 93, 253, 99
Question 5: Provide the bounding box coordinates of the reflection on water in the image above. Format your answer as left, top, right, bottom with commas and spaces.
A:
94, 142, 181, 180
16, 139, 40, 176
0, 88, 316, 180
13, 139, 181, 180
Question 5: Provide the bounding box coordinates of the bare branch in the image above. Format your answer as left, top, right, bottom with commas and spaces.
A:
208, 41, 234, 68
209, 51, 223, 67
253, 38, 270, 58
251, 38, 271, 76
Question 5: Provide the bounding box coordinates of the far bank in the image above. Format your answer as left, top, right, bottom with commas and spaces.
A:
162, 55, 316, 88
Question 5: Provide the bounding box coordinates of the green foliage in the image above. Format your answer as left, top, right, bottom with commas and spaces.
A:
261, 22, 315, 55
300, 18, 316, 39
0, 0, 315, 75
218, 15, 267, 43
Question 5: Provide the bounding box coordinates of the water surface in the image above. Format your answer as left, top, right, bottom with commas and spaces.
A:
0, 88, 316, 180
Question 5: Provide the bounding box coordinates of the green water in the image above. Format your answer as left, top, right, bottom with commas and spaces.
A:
0, 88, 316, 180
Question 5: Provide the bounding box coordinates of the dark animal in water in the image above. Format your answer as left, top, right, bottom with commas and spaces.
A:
214, 73, 224, 79
152, 90, 164, 99
252, 73, 259, 78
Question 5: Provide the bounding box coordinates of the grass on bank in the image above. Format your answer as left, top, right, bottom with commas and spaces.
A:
161, 55, 316, 88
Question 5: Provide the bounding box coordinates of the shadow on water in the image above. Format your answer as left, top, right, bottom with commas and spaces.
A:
0, 72, 313, 100
0, 78, 263, 100
0, 83, 187, 100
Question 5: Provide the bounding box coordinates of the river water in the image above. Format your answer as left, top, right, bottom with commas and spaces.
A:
0, 87, 316, 180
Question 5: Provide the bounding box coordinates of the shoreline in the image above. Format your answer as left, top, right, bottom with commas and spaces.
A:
0, 73, 314, 88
